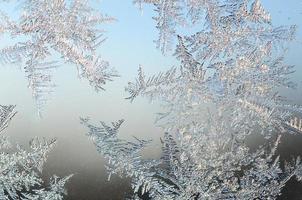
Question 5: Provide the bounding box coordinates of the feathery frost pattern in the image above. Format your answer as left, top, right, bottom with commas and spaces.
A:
129, 0, 300, 137
0, 0, 117, 115
0, 105, 72, 199
81, 0, 302, 199
80, 118, 161, 195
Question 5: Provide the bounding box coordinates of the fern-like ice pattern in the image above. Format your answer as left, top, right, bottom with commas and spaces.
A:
0, 105, 72, 199
0, 0, 117, 115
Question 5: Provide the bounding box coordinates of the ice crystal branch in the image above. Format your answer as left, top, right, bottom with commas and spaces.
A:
135, 0, 296, 54
0, 105, 72, 199
0, 137, 72, 199
134, 0, 185, 53
0, 0, 117, 115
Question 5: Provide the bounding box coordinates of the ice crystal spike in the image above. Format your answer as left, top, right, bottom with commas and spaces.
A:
0, 105, 72, 199
286, 117, 302, 133
0, 105, 16, 133
134, 0, 184, 54
0, 0, 117, 115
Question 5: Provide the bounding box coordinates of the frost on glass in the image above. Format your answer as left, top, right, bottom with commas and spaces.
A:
0, 105, 72, 199
0, 0, 117, 115
82, 0, 302, 199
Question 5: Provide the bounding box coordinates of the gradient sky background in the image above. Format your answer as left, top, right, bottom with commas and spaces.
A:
0, 0, 301, 199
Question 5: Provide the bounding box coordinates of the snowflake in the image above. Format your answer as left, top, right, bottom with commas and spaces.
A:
0, 0, 118, 115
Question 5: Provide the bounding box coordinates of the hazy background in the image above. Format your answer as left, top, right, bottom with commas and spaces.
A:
0, 0, 302, 199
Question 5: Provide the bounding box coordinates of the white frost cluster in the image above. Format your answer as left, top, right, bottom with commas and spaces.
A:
0, 105, 72, 199
0, 0, 117, 115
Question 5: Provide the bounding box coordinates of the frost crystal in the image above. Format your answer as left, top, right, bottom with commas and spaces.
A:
82, 0, 302, 199
0, 0, 117, 115
0, 105, 72, 199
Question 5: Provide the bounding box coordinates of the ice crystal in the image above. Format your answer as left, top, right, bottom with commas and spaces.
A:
0, 105, 72, 199
0, 105, 17, 133
0, 0, 117, 115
